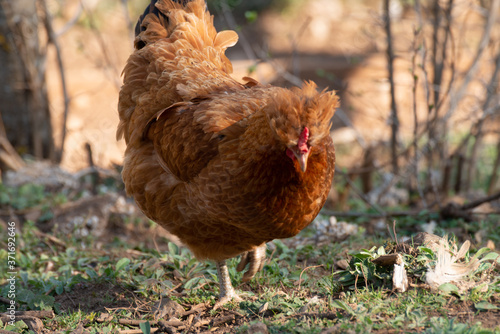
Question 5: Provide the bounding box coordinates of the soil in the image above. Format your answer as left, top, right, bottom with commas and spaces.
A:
50, 280, 500, 333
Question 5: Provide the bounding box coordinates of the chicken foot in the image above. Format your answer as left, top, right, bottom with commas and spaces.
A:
213, 244, 266, 309
214, 260, 242, 310
236, 243, 267, 282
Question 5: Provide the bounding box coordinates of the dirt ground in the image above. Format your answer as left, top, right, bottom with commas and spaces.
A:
51, 280, 500, 333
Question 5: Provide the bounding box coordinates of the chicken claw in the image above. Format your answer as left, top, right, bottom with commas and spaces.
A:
236, 244, 267, 282
214, 260, 242, 310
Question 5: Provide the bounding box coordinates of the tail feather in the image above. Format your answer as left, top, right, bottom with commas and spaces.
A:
134, 0, 209, 50
118, 0, 239, 144
134, 0, 166, 39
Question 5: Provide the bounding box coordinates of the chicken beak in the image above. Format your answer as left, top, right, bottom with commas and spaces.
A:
294, 150, 310, 173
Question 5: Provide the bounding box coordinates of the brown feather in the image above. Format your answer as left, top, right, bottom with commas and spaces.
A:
117, 0, 338, 262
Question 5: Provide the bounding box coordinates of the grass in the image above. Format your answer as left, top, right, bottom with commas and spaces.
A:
0, 182, 499, 333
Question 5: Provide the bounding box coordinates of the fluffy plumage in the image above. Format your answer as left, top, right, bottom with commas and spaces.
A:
117, 0, 339, 307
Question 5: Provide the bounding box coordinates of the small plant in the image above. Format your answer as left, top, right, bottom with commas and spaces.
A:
336, 246, 394, 290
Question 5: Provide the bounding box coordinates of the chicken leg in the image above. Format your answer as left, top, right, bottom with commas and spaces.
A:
214, 260, 242, 310
237, 244, 267, 282
213, 244, 267, 309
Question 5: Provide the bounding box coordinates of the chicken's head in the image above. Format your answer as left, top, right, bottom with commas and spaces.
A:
265, 81, 339, 173
285, 127, 310, 172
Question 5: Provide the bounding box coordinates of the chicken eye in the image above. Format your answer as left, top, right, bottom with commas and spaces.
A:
218, 134, 226, 140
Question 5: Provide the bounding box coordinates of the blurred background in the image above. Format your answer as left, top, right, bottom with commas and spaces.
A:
0, 0, 500, 213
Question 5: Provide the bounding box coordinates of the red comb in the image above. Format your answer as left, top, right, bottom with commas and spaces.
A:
297, 127, 309, 153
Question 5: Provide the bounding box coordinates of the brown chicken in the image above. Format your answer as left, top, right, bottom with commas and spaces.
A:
117, 0, 338, 308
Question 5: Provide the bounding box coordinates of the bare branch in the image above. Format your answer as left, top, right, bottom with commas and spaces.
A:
464, 46, 500, 191
219, 0, 257, 61
488, 137, 500, 195
445, 0, 500, 121
383, 0, 400, 174
40, 0, 70, 163
55, 1, 83, 37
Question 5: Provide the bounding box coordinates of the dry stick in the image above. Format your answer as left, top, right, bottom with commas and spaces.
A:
211, 314, 235, 327
334, 107, 368, 150
414, 0, 431, 121
445, 0, 500, 121
97, 318, 184, 328
430, 0, 454, 113
121, 0, 134, 38
179, 302, 207, 317
410, 4, 427, 208
433, 0, 456, 115
323, 189, 500, 219
290, 17, 312, 78
0, 135, 25, 171
436, 2, 457, 194
341, 171, 386, 216
85, 142, 100, 194
287, 312, 337, 320
0, 310, 54, 319
321, 209, 500, 219
449, 104, 500, 161
392, 220, 398, 245
256, 45, 303, 86
219, 0, 257, 62
427, 0, 455, 197
297, 265, 323, 290
383, 0, 399, 175
34, 230, 67, 249
426, 0, 440, 175
0, 329, 18, 334
460, 189, 500, 211
427, 0, 449, 163
464, 48, 500, 191
222, 3, 305, 90
454, 153, 464, 193
487, 137, 500, 195
335, 111, 446, 177
0, 297, 12, 305
0, 113, 25, 171
321, 209, 421, 219
2, 0, 55, 160
430, 0, 443, 113
81, 4, 122, 89
56, 1, 83, 37
40, 0, 70, 163
119, 329, 159, 334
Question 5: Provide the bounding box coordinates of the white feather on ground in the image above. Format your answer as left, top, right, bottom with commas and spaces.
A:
425, 240, 481, 292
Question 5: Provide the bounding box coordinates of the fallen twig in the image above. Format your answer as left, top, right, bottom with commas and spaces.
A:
118, 329, 159, 334
211, 314, 235, 327
0, 315, 45, 333
0, 297, 13, 305
34, 230, 67, 249
0, 310, 54, 319
0, 329, 19, 334
193, 319, 210, 327
321, 209, 422, 219
179, 302, 207, 317
287, 312, 337, 320
298, 265, 324, 290
323, 189, 500, 220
